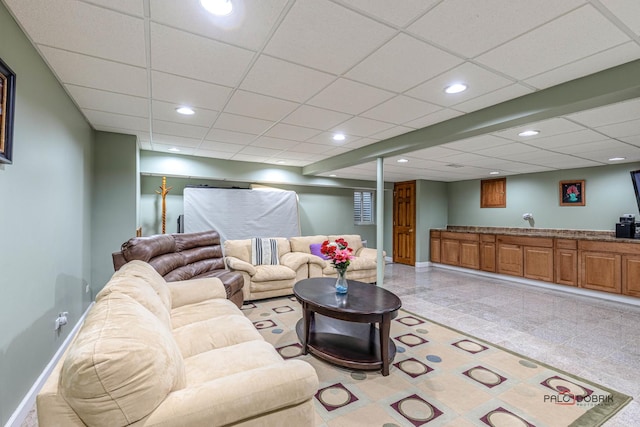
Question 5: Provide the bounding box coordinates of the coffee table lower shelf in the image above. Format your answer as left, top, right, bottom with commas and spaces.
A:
295, 314, 396, 372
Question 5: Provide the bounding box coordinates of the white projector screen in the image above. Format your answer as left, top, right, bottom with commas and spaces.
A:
183, 187, 301, 242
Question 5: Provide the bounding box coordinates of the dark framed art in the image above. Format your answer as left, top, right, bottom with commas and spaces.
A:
0, 57, 16, 164
559, 180, 585, 206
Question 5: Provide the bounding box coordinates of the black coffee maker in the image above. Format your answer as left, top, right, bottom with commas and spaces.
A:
616, 214, 636, 238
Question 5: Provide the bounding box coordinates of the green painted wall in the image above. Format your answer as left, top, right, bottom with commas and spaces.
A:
416, 180, 449, 263
447, 162, 640, 230
0, 3, 93, 424
139, 175, 394, 254
92, 131, 138, 292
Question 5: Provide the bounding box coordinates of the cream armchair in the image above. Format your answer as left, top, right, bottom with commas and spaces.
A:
223, 238, 310, 301
289, 234, 382, 283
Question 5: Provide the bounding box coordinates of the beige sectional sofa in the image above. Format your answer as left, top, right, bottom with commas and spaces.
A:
37, 260, 318, 427
224, 234, 382, 301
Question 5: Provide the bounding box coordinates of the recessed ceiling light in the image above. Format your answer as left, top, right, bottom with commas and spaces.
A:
176, 106, 195, 115
444, 83, 467, 94
489, 171, 500, 175
518, 130, 539, 137
168, 147, 180, 152
332, 133, 346, 141
329, 174, 337, 177
200, 0, 233, 16
397, 158, 409, 163
276, 160, 286, 164
608, 157, 626, 161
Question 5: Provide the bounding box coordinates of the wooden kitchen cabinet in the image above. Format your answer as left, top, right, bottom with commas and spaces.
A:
497, 235, 553, 280
497, 237, 523, 277
430, 230, 441, 263
440, 232, 479, 269
555, 239, 577, 286
524, 245, 554, 282
622, 255, 640, 297
579, 250, 621, 293
480, 234, 496, 272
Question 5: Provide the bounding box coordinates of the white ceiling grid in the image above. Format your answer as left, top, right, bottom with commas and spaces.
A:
3, 0, 640, 181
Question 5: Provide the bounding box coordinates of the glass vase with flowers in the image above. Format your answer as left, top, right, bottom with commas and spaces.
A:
320, 238, 354, 294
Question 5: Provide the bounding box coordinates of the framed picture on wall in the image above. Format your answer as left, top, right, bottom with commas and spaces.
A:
559, 180, 585, 206
0, 57, 16, 165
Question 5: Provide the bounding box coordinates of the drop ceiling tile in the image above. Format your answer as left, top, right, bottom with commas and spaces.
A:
407, 62, 514, 107
306, 132, 355, 146
39, 46, 148, 97
361, 95, 441, 124
250, 137, 300, 150
224, 90, 298, 121
6, 0, 146, 66
475, 5, 631, 80
192, 149, 236, 160
338, 0, 438, 27
151, 133, 202, 148
525, 41, 640, 89
277, 151, 317, 161
408, 146, 462, 160
475, 142, 540, 158
531, 156, 603, 168
151, 143, 196, 156
403, 108, 464, 129
407, 0, 585, 58
557, 139, 637, 155
308, 78, 395, 115
263, 123, 322, 141
596, 118, 640, 138
264, 0, 395, 74
150, 0, 289, 50
493, 118, 586, 141
150, 23, 254, 87
151, 71, 233, 112
83, 0, 144, 16
238, 146, 283, 157
151, 100, 218, 127
198, 140, 245, 153
344, 138, 380, 149
83, 110, 149, 132
152, 120, 209, 139
524, 129, 608, 149
346, 34, 463, 93
241, 55, 336, 102
621, 135, 640, 147
66, 85, 148, 117
230, 153, 269, 163
369, 126, 415, 140
601, 0, 640, 35
567, 98, 640, 128
450, 84, 534, 114
213, 113, 273, 135
442, 134, 512, 151
204, 128, 256, 144
287, 143, 335, 154
281, 105, 352, 130
332, 117, 395, 137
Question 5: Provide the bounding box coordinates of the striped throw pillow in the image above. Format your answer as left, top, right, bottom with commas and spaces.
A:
251, 238, 280, 266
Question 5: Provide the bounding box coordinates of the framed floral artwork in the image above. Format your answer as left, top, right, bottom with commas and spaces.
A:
0, 57, 16, 164
559, 180, 585, 206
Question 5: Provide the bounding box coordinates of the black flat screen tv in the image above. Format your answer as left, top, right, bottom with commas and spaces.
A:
631, 169, 640, 213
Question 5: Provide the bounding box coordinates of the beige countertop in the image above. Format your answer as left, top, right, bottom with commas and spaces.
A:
433, 226, 639, 243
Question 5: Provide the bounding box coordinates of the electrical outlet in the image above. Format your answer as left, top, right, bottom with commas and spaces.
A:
54, 312, 69, 331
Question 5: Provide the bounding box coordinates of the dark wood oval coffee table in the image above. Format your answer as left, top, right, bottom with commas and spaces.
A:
293, 277, 402, 376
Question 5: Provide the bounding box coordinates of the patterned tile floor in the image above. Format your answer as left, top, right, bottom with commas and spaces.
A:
21, 263, 640, 426
380, 264, 640, 426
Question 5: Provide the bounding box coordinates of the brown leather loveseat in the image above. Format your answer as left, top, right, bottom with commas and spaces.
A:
113, 230, 244, 307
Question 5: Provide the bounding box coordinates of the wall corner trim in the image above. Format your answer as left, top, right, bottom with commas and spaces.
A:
4, 303, 95, 427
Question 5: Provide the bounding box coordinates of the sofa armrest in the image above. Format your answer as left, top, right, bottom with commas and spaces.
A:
166, 278, 227, 308
280, 252, 313, 271
225, 256, 257, 276
142, 360, 318, 426
356, 247, 381, 260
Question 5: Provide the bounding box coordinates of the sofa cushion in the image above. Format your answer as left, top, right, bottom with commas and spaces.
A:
60, 292, 186, 426
251, 238, 280, 265
170, 298, 242, 329
289, 235, 326, 253
116, 260, 172, 311
252, 264, 297, 282
95, 274, 171, 329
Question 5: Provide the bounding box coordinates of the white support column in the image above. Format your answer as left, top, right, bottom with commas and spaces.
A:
376, 157, 384, 286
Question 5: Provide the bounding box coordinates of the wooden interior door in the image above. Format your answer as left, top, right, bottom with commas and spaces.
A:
393, 181, 416, 265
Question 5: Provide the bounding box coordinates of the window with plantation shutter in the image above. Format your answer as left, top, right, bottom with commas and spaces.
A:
354, 191, 375, 225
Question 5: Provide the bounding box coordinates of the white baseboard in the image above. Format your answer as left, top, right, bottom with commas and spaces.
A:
5, 303, 94, 427
432, 264, 640, 307
414, 261, 431, 268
